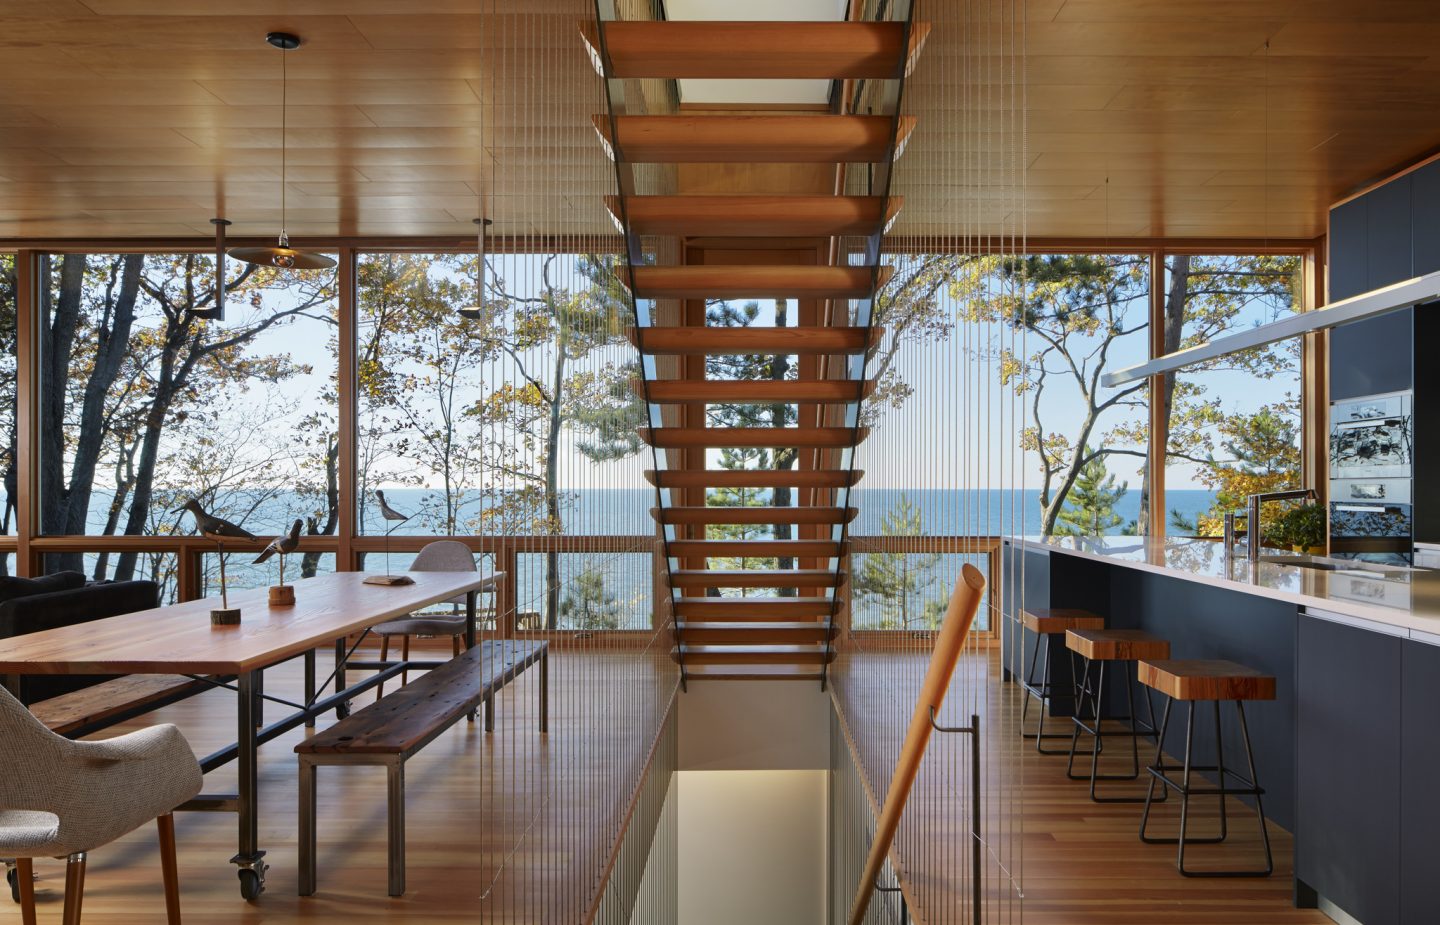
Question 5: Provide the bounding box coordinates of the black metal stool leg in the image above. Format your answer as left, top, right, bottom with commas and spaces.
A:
1140, 694, 1274, 877
1214, 699, 1229, 841
1139, 695, 1174, 842
1231, 700, 1274, 877
1022, 631, 1076, 753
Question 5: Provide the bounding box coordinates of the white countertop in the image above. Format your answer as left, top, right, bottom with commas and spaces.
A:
1011, 536, 1440, 641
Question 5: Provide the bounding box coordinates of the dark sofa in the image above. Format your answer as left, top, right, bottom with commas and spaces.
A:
0, 571, 161, 703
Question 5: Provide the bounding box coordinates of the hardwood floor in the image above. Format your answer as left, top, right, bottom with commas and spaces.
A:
17, 645, 674, 924
833, 646, 1334, 925
13, 641, 1336, 924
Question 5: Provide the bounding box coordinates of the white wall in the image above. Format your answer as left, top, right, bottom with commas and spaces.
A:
678, 770, 828, 925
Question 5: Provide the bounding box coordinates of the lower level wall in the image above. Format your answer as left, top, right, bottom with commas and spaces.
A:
677, 769, 828, 925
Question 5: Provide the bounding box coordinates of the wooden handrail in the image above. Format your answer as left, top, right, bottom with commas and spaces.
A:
848, 563, 986, 925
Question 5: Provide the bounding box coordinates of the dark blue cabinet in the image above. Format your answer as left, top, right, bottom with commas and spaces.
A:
1328, 309, 1412, 401
1412, 161, 1440, 277
1296, 616, 1401, 925
1330, 196, 1369, 302
1401, 638, 1440, 924
1367, 174, 1413, 291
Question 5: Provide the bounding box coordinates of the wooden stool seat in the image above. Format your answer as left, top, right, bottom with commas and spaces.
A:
1138, 659, 1276, 702
1022, 608, 1104, 635
1066, 629, 1171, 662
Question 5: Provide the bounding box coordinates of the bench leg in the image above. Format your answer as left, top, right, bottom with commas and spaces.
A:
484, 693, 494, 733
539, 648, 549, 735
298, 760, 317, 896
387, 760, 406, 897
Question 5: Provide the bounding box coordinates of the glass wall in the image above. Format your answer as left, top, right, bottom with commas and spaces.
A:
36, 252, 338, 597
356, 250, 648, 628
10, 243, 1315, 611
1161, 254, 1304, 536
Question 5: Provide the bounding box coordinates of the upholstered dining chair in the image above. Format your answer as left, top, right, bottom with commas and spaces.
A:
373, 539, 480, 699
0, 686, 202, 924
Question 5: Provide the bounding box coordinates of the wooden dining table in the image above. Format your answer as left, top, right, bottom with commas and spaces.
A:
0, 569, 499, 901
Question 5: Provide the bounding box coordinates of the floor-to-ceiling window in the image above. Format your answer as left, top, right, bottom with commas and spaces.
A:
36, 251, 338, 601
1161, 254, 1305, 537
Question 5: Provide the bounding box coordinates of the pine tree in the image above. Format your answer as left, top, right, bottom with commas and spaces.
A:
853, 494, 941, 629
1053, 448, 1127, 537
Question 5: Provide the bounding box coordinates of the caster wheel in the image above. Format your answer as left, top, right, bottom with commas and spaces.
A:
239, 868, 264, 901
7, 866, 18, 904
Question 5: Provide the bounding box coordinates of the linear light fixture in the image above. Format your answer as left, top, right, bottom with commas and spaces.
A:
1101, 270, 1440, 387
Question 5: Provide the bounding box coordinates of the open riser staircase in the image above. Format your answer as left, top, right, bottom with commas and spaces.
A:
586, 11, 926, 684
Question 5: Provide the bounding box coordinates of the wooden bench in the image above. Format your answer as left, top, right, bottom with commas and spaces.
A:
30, 674, 212, 737
295, 639, 548, 897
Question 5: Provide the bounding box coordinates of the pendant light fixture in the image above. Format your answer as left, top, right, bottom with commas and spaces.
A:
458, 216, 492, 320
195, 217, 231, 321
458, 7, 490, 321
229, 32, 336, 271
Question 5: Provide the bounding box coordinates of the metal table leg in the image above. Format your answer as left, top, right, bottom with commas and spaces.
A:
334, 638, 350, 719
303, 650, 316, 729
231, 670, 267, 900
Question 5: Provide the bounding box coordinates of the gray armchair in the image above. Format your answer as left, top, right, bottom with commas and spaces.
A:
0, 685, 202, 924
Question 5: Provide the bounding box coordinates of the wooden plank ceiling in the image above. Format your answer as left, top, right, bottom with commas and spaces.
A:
3, 0, 1440, 240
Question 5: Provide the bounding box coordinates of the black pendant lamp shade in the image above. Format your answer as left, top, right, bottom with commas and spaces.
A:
230, 32, 336, 272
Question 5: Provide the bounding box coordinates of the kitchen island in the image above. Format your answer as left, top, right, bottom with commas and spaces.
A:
1004, 536, 1440, 925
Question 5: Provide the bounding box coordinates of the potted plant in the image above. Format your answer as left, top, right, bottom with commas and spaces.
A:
1278, 503, 1326, 555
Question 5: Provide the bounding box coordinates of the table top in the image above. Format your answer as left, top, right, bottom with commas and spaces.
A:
0, 571, 497, 676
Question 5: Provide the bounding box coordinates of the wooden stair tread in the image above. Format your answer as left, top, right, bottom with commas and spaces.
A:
609, 195, 901, 237
666, 539, 844, 558
685, 665, 825, 681
671, 569, 844, 588
630, 325, 881, 356
581, 21, 930, 80
625, 265, 890, 299
673, 644, 835, 665
640, 426, 867, 448
653, 506, 857, 525
676, 622, 837, 644
647, 469, 862, 489
31, 674, 209, 736
673, 597, 836, 618
640, 379, 875, 403
594, 114, 915, 164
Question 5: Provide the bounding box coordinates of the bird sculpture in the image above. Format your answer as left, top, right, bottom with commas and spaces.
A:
366, 490, 414, 585
254, 519, 303, 591
175, 499, 257, 621
375, 490, 410, 525
178, 499, 259, 543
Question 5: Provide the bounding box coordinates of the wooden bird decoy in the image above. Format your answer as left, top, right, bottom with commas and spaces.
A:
375, 490, 410, 524
254, 519, 303, 565
177, 499, 259, 542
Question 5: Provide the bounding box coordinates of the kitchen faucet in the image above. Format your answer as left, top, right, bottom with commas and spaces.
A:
1228, 488, 1317, 562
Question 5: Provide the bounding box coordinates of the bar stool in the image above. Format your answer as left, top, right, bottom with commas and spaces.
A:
1064, 628, 1171, 802
1020, 608, 1105, 754
1137, 659, 1276, 878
